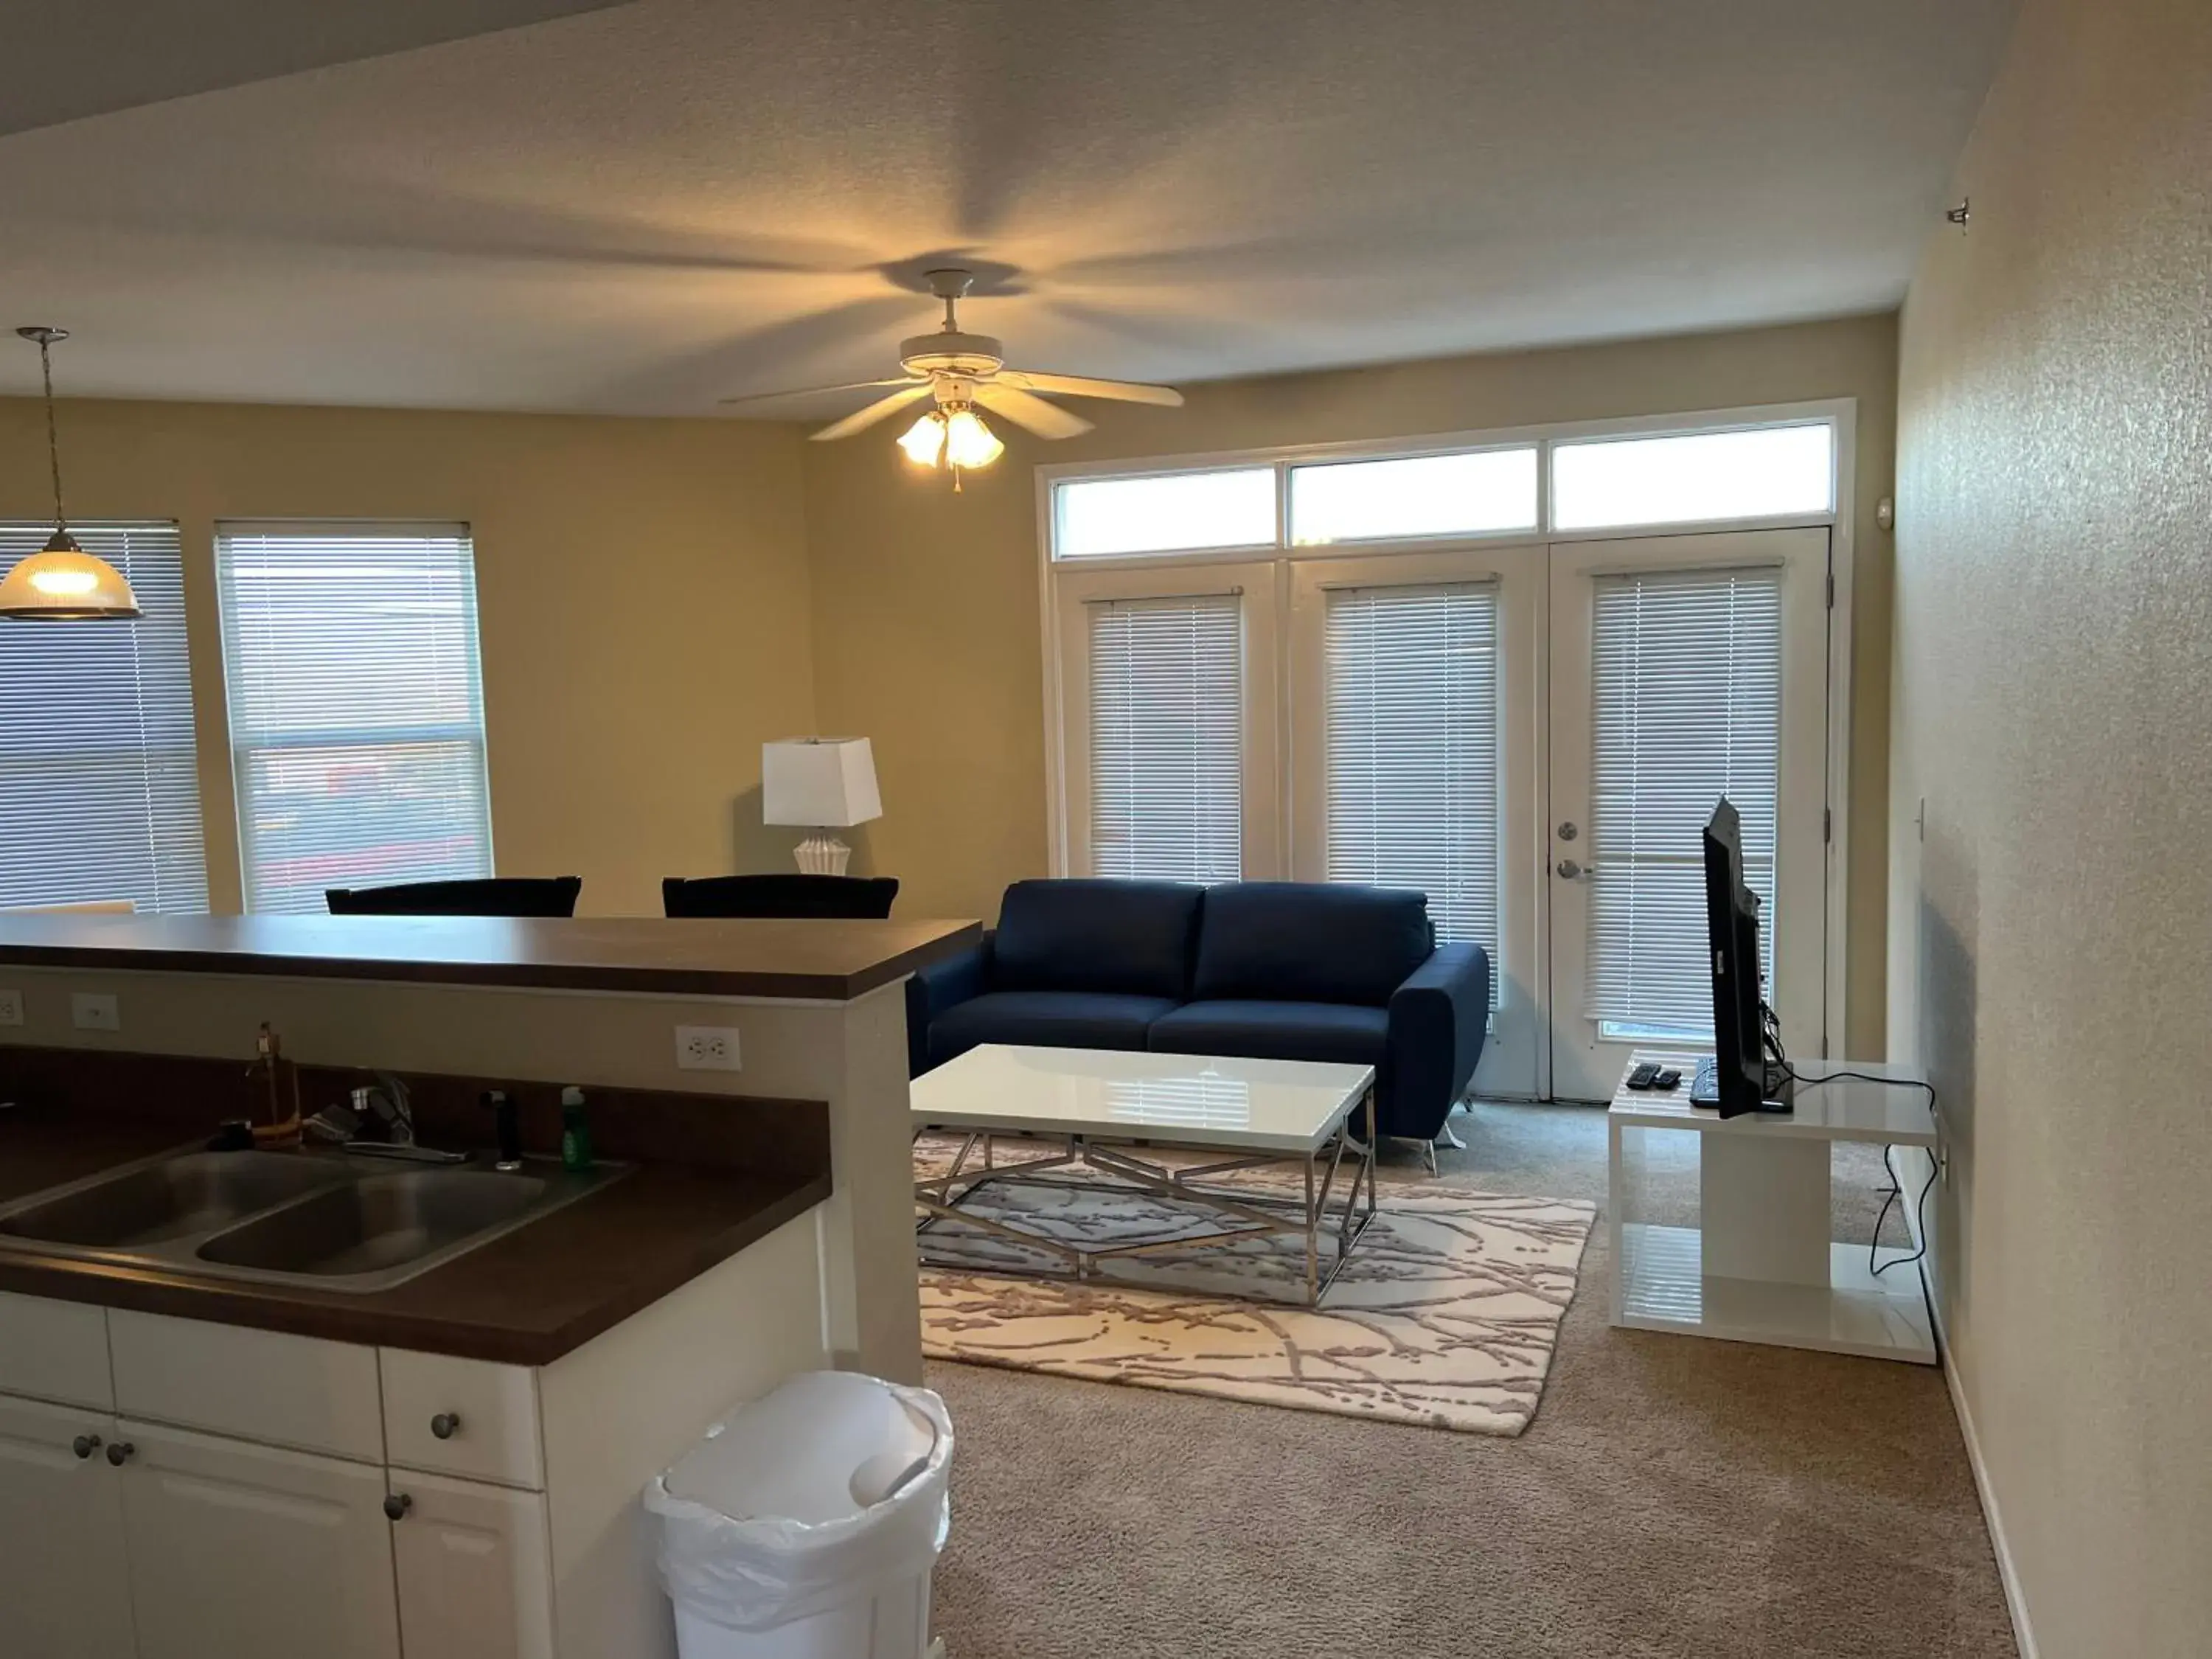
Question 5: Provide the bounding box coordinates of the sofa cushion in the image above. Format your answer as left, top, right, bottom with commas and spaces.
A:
1192, 883, 1433, 1006
925, 990, 1181, 1068
990, 878, 1203, 1000
1147, 1000, 1389, 1068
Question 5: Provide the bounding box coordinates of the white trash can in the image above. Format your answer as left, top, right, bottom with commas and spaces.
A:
646, 1371, 953, 1659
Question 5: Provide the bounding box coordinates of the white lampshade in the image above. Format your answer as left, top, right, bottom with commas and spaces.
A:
762, 737, 882, 828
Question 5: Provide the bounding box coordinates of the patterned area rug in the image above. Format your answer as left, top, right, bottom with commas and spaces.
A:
916, 1139, 1595, 1436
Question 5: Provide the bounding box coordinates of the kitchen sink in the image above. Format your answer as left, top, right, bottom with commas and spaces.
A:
0, 1147, 627, 1292
0, 1150, 350, 1249
196, 1168, 547, 1279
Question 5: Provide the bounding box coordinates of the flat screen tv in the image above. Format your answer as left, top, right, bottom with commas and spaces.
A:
1702, 798, 1792, 1118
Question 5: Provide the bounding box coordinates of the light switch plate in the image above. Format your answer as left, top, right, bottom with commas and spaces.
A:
674, 1025, 741, 1071
0, 989, 21, 1027
70, 992, 120, 1032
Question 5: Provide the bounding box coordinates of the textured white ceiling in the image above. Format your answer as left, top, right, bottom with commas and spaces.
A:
0, 0, 2015, 417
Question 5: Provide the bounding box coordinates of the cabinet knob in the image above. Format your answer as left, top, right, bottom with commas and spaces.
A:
429, 1412, 462, 1441
72, 1433, 102, 1460
383, 1492, 414, 1522
105, 1441, 135, 1467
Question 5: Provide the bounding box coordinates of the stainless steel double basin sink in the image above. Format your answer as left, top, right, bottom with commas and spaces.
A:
0, 1147, 627, 1293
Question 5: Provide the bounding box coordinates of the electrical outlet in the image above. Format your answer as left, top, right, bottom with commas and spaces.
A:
71, 992, 120, 1032
675, 1025, 742, 1072
0, 989, 21, 1027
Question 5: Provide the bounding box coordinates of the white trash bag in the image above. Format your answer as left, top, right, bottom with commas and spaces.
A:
646, 1371, 953, 1648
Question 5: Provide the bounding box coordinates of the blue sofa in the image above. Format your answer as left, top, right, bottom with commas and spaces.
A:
905, 879, 1491, 1143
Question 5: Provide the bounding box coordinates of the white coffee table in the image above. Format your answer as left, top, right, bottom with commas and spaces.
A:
911, 1043, 1378, 1305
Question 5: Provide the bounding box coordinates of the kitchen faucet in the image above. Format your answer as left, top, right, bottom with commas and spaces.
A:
345, 1072, 469, 1166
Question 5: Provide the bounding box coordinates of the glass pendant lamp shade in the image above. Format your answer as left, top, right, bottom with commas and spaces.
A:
942, 407, 1004, 469
0, 528, 142, 621
1, 326, 139, 622
897, 409, 948, 467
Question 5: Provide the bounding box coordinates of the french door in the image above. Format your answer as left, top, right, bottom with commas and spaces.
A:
1287, 546, 1545, 1099
1545, 529, 1831, 1100
1050, 526, 1834, 1108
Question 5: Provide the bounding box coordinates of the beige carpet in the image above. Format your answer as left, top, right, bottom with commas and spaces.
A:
918, 1158, 1593, 1432
925, 1101, 2016, 1659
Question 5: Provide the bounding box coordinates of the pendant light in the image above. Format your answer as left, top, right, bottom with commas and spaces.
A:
0, 326, 140, 622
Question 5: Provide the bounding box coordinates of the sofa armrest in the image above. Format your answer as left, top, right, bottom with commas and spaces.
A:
905, 931, 993, 1077
1382, 944, 1492, 1139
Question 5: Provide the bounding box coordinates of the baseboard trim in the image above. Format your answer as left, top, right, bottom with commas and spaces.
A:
1938, 1343, 2038, 1659
1902, 1144, 2038, 1659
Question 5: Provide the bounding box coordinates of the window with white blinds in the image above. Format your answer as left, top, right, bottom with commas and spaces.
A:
1087, 593, 1242, 882
1324, 582, 1501, 983
216, 523, 492, 914
0, 522, 208, 914
1586, 566, 1781, 1037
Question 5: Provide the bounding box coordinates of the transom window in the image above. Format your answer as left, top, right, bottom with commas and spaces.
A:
1048, 417, 1835, 560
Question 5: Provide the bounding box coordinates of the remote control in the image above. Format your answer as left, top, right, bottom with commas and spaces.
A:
1653, 1068, 1682, 1090
1626, 1062, 1662, 1091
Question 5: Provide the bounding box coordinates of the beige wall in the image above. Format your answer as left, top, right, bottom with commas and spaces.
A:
804, 314, 1899, 1054
0, 397, 816, 917
1888, 1, 2211, 1652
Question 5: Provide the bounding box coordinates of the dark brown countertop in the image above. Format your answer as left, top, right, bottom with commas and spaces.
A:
0, 914, 980, 1001
0, 1104, 831, 1366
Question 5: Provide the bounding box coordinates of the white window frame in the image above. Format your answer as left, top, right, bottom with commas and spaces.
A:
214, 518, 495, 915
1037, 399, 1858, 1059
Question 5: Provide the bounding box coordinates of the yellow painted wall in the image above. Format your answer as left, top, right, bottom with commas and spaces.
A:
802, 314, 1899, 1053
1889, 1, 2212, 1651
0, 398, 816, 916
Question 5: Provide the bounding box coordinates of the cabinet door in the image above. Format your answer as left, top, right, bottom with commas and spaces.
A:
0, 1394, 136, 1659
391, 1471, 554, 1659
118, 1419, 400, 1659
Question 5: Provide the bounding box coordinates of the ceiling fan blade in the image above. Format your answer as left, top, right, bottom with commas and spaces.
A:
717, 378, 919, 408
998, 370, 1184, 408
810, 384, 937, 441
972, 382, 1093, 440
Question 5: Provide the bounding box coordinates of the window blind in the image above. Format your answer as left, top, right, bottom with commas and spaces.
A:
0, 522, 208, 914
216, 523, 492, 914
1087, 592, 1242, 882
1324, 582, 1502, 987
1586, 566, 1781, 1036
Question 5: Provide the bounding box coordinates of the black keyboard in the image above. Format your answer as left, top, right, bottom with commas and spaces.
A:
1689, 1056, 1721, 1105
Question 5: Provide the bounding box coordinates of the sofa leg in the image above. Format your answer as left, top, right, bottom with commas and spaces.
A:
1435, 1119, 1469, 1152
1422, 1138, 1439, 1177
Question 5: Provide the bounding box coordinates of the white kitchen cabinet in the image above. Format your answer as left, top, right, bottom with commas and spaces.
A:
0, 1203, 829, 1659
117, 1419, 402, 1659
391, 1469, 556, 1659
0, 1393, 136, 1659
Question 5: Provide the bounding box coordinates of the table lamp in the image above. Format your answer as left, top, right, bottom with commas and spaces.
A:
762, 738, 883, 876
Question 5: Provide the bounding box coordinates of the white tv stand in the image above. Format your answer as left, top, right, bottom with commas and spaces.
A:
1607, 1049, 1937, 1364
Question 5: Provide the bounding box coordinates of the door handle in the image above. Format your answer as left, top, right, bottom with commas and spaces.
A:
72, 1433, 102, 1460
1556, 859, 1585, 880
105, 1441, 135, 1466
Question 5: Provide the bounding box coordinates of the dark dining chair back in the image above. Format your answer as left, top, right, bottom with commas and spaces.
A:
325, 877, 584, 918
661, 874, 899, 919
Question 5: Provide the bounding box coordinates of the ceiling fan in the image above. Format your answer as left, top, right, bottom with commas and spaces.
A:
718, 268, 1183, 486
